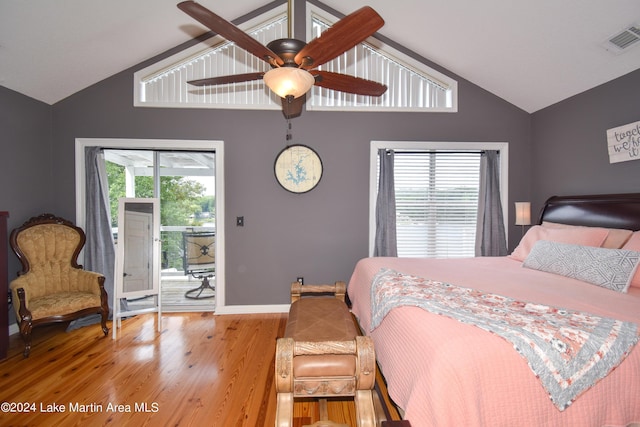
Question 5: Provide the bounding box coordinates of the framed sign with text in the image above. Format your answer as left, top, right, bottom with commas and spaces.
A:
606, 120, 640, 163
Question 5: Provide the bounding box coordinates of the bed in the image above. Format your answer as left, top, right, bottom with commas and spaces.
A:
348, 193, 640, 426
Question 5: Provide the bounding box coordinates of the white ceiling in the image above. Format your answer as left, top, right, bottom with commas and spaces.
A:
1, 0, 639, 113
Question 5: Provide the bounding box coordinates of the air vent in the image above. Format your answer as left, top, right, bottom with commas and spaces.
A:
604, 25, 640, 54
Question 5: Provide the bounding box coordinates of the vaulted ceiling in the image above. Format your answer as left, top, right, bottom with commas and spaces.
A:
1, 0, 639, 113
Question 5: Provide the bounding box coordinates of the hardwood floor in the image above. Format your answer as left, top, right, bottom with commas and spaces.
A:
127, 276, 216, 311
0, 313, 395, 426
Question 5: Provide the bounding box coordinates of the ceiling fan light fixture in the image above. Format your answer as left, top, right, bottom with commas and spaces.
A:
263, 67, 315, 98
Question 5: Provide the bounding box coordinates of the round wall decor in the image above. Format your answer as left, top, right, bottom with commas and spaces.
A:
274, 144, 323, 193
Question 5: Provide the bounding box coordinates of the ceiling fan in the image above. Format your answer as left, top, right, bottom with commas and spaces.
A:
177, 1, 388, 119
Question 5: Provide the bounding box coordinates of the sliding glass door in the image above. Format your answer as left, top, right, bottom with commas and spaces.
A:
104, 149, 216, 312
157, 151, 216, 310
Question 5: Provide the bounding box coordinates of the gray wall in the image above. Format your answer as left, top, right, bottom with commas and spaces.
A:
4, 9, 637, 308
530, 68, 640, 219
0, 86, 53, 280
47, 60, 530, 306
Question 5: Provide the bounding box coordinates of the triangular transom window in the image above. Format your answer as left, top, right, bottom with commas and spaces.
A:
134, 2, 457, 112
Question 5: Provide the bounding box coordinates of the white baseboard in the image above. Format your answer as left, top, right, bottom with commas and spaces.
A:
6, 305, 289, 336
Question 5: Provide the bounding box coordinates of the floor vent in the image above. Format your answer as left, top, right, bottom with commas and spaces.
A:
604, 25, 640, 54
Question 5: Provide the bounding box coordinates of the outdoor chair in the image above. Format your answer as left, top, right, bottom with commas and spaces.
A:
182, 231, 216, 299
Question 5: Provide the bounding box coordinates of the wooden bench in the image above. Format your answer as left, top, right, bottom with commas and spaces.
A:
275, 281, 377, 427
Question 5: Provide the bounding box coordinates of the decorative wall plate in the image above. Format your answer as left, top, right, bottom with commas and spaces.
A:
274, 144, 323, 193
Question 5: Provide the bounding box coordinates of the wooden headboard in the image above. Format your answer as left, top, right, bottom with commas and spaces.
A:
538, 193, 640, 231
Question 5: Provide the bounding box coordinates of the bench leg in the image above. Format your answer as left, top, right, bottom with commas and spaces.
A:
355, 389, 377, 427
275, 392, 293, 427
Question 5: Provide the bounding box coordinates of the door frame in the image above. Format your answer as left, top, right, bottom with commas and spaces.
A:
75, 138, 226, 312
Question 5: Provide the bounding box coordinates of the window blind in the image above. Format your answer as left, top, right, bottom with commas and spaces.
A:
135, 2, 457, 112
139, 16, 287, 106
310, 15, 454, 110
390, 150, 481, 258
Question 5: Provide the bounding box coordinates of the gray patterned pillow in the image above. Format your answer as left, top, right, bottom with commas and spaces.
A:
523, 240, 640, 293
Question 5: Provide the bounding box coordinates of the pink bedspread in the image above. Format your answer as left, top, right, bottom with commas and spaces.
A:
348, 256, 640, 427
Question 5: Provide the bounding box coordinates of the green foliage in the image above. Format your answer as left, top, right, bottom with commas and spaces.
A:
200, 196, 215, 216
106, 161, 126, 227
105, 161, 212, 270
106, 161, 208, 225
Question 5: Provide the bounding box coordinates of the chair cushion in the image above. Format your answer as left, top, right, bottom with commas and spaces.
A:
14, 223, 87, 299
17, 223, 82, 266
285, 297, 359, 378
292, 354, 356, 377
29, 292, 102, 320
285, 297, 358, 341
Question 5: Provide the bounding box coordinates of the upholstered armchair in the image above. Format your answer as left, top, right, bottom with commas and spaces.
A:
9, 213, 109, 357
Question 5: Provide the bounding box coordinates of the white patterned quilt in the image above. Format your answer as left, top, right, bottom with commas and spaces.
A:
370, 268, 640, 410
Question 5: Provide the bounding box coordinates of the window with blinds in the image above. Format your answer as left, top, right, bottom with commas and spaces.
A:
134, 2, 457, 112
309, 8, 457, 112
382, 150, 482, 258
134, 6, 288, 109
371, 142, 509, 258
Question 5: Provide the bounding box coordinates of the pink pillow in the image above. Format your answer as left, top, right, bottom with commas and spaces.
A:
622, 232, 640, 288
623, 231, 640, 251
541, 221, 632, 248
510, 225, 609, 261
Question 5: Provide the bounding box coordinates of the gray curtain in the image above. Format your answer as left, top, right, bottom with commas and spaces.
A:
374, 149, 397, 257
68, 147, 117, 330
475, 150, 507, 256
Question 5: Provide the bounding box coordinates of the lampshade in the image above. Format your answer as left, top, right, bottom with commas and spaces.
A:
514, 202, 531, 226
263, 67, 315, 99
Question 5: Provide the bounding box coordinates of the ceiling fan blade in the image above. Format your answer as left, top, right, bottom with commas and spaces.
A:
295, 6, 384, 69
178, 1, 283, 66
187, 72, 265, 87
281, 94, 306, 119
313, 71, 387, 96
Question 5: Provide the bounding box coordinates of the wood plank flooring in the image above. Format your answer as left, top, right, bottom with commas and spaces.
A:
0, 313, 396, 426
145, 276, 216, 310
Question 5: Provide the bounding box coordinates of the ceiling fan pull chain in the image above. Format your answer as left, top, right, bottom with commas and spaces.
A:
286, 118, 292, 144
